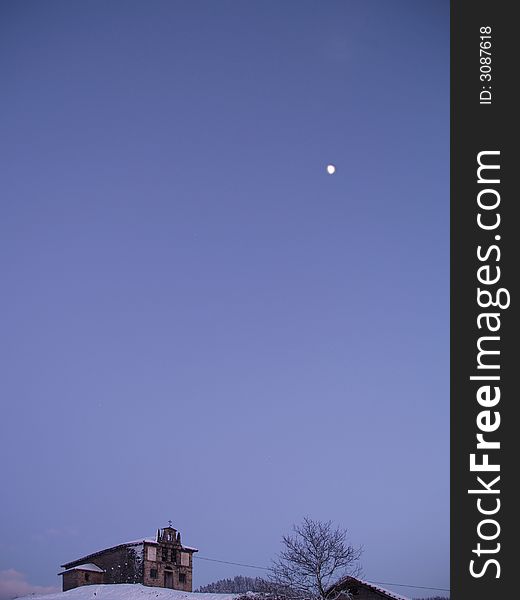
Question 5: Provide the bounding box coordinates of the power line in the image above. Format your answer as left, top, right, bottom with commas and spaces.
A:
366, 581, 450, 593
194, 555, 450, 593
196, 556, 269, 571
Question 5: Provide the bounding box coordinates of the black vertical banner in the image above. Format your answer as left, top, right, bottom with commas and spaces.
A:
451, 1, 518, 599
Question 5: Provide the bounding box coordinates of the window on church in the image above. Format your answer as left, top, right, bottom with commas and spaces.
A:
180, 553, 190, 567
147, 547, 157, 561
179, 574, 186, 584
162, 548, 168, 562
150, 569, 158, 579
85, 573, 90, 582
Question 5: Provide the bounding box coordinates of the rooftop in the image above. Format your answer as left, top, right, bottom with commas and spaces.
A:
57, 564, 105, 576
329, 577, 410, 600
61, 536, 198, 569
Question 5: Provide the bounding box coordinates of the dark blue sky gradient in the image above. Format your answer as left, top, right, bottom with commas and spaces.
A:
0, 1, 449, 598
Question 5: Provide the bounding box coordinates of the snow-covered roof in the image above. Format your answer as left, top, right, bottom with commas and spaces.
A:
58, 563, 105, 575
329, 576, 410, 600
123, 538, 159, 546
62, 536, 198, 568
359, 581, 410, 600
61, 540, 152, 568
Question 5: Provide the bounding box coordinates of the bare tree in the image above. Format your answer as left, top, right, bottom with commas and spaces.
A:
270, 517, 362, 600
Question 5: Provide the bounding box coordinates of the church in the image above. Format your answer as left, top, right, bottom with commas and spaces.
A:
58, 524, 198, 592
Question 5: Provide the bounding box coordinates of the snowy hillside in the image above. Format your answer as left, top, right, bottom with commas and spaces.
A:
17, 584, 240, 600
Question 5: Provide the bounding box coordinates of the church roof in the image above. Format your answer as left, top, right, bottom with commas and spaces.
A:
122, 538, 159, 546
61, 537, 198, 569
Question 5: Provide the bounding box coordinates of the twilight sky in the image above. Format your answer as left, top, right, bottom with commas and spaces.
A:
0, 1, 449, 599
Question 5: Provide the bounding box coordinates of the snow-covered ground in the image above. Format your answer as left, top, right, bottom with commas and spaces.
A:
15, 582, 411, 600
17, 584, 240, 600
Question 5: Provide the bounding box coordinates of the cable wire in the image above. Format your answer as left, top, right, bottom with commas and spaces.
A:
193, 555, 450, 593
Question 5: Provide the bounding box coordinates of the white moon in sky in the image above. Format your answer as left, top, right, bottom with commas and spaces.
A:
326, 164, 336, 175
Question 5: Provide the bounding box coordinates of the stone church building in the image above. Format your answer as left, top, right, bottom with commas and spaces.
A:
58, 525, 198, 592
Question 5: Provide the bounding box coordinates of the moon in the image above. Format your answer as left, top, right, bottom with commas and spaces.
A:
326, 164, 336, 175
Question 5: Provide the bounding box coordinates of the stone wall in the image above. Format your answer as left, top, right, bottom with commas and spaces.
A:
142, 541, 194, 592
90, 546, 143, 585
62, 545, 144, 589
62, 570, 104, 592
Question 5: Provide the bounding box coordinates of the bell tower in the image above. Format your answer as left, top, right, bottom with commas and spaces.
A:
157, 521, 181, 544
